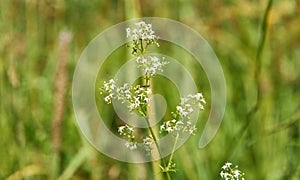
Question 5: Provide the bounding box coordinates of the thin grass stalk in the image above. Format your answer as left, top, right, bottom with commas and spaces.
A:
254, 0, 273, 110
145, 116, 171, 180
167, 134, 179, 169
227, 1, 274, 178
58, 144, 92, 180
234, 0, 274, 145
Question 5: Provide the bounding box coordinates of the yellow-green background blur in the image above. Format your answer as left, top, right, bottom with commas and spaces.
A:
0, 0, 299, 179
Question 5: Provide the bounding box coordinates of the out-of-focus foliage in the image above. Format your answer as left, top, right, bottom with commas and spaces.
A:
0, 0, 299, 179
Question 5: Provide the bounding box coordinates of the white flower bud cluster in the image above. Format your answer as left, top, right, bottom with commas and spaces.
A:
136, 55, 168, 77
220, 162, 245, 180
160, 93, 206, 135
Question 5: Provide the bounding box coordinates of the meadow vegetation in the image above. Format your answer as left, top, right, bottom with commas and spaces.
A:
0, 0, 299, 179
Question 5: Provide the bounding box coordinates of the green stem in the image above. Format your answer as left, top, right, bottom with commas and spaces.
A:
239, 0, 273, 141
254, 0, 273, 109
140, 39, 144, 53
167, 134, 179, 168
144, 76, 150, 86
139, 38, 170, 179
145, 117, 171, 180
58, 144, 92, 180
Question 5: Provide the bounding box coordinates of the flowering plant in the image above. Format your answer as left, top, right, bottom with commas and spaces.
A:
220, 162, 245, 180
100, 21, 206, 179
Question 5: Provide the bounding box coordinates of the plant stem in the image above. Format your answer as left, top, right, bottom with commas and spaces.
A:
235, 0, 273, 145
140, 39, 144, 52
167, 134, 179, 168
145, 117, 171, 180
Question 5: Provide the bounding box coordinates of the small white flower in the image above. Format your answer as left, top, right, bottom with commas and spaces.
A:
233, 169, 241, 178
104, 93, 114, 104
128, 104, 135, 111
176, 106, 183, 112
143, 137, 151, 144
166, 126, 173, 133
143, 136, 153, 153
126, 28, 131, 37
118, 124, 135, 137
134, 97, 140, 104
160, 124, 165, 131
176, 106, 186, 117
198, 103, 204, 110
220, 171, 225, 178
118, 126, 126, 133
127, 126, 134, 133
144, 97, 149, 102
103, 79, 116, 92
125, 141, 137, 150
188, 126, 196, 134
225, 162, 232, 168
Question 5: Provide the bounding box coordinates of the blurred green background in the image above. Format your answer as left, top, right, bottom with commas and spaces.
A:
1, 0, 299, 179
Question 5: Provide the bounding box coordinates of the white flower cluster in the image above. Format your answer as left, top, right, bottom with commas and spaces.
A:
142, 136, 153, 153
117, 125, 154, 152
176, 93, 206, 118
136, 55, 168, 77
126, 21, 167, 77
220, 162, 245, 180
126, 21, 159, 45
118, 124, 134, 136
160, 93, 206, 135
117, 83, 151, 113
118, 124, 137, 150
160, 119, 196, 135
125, 141, 137, 150
101, 79, 117, 104
100, 79, 151, 115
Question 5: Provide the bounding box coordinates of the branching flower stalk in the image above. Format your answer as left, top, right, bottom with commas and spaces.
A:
100, 21, 206, 179
127, 21, 170, 178
159, 93, 206, 174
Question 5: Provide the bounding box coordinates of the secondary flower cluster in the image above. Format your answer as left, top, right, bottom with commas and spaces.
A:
136, 55, 168, 77
117, 125, 154, 152
160, 93, 206, 135
175, 93, 206, 118
220, 162, 245, 180
142, 136, 154, 153
126, 21, 159, 55
100, 79, 151, 116
118, 124, 137, 150
126, 21, 167, 77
